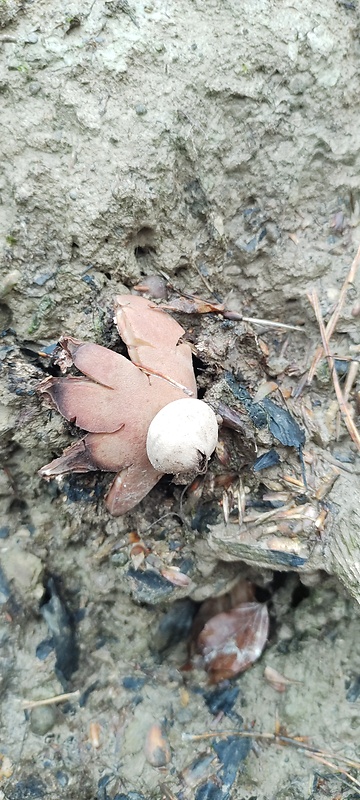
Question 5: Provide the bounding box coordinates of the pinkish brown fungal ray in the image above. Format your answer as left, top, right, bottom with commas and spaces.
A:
38, 376, 126, 433
114, 295, 197, 393
39, 437, 100, 476
61, 337, 144, 390
105, 461, 161, 515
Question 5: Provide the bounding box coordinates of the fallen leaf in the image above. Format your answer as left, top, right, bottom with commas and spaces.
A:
264, 665, 302, 692
197, 602, 269, 683
160, 567, 192, 587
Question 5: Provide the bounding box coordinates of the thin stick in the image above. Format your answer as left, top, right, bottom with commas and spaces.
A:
160, 281, 304, 331
308, 290, 360, 450
343, 360, 359, 403
21, 690, 80, 710
241, 316, 304, 332
306, 243, 360, 385
304, 752, 360, 791
193, 262, 217, 296
132, 362, 195, 397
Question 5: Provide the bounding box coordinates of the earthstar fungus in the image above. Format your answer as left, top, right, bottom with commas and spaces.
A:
38, 295, 219, 515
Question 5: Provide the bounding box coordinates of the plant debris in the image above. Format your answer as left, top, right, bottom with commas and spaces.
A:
196, 601, 269, 683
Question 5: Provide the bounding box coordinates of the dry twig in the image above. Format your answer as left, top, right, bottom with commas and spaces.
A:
308, 289, 360, 450
21, 690, 80, 710
306, 243, 360, 385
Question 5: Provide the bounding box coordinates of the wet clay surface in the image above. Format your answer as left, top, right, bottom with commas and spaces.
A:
1, 0, 360, 797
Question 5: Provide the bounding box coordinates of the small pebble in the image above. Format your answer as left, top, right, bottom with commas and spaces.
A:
33, 272, 53, 286
30, 705, 57, 735
25, 32, 38, 43
0, 755, 13, 779
55, 771, 69, 787
135, 103, 147, 115
35, 638, 54, 661
122, 676, 146, 691
28, 81, 41, 95
0, 269, 20, 297
111, 551, 128, 566
277, 623, 293, 641
69, 190, 77, 200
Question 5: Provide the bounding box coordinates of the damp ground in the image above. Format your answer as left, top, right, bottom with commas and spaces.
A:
0, 0, 360, 798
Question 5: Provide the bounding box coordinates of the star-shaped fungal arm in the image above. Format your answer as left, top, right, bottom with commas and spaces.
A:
38, 295, 218, 515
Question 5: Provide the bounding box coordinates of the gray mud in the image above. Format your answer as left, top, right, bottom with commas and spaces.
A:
1, 0, 360, 798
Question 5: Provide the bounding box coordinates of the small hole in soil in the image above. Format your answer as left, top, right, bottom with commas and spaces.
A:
131, 226, 157, 260
291, 583, 310, 607
254, 585, 272, 603
9, 498, 28, 515
134, 245, 157, 258
173, 263, 189, 276
0, 302, 12, 329
137, 226, 155, 238
270, 572, 288, 590
192, 355, 208, 378
244, 195, 258, 207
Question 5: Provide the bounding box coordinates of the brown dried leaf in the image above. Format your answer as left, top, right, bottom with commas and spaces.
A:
160, 567, 192, 587
264, 665, 302, 692
197, 602, 269, 683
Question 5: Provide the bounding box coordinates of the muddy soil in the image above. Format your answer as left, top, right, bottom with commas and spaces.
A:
0, 0, 360, 798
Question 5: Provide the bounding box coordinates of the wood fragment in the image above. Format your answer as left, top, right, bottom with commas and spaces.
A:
89, 721, 101, 749
21, 690, 80, 709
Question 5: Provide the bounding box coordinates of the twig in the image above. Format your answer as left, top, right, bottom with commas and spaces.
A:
21, 690, 80, 710
133, 362, 195, 397
159, 279, 304, 331
231, 314, 304, 332
306, 243, 360, 385
308, 290, 360, 450
343, 360, 359, 403
193, 262, 217, 296
303, 751, 360, 791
